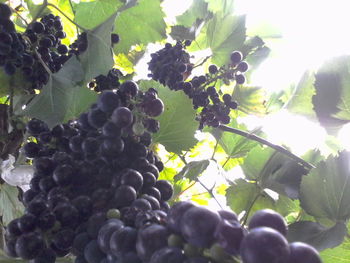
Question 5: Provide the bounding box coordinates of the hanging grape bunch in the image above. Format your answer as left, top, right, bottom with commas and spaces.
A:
148, 41, 249, 129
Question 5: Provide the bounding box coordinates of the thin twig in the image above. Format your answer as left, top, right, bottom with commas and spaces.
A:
174, 181, 196, 199
241, 189, 262, 225
11, 7, 29, 26
218, 124, 315, 170
211, 140, 219, 160
47, 3, 87, 32
197, 178, 223, 209
34, 49, 52, 75
193, 55, 212, 69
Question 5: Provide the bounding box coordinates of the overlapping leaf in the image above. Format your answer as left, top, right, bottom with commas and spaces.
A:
300, 151, 350, 221
175, 160, 210, 181
287, 221, 347, 251
176, 0, 209, 27
139, 80, 198, 154
0, 183, 24, 225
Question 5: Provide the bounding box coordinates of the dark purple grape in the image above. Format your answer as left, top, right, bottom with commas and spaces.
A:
0, 3, 12, 18
32, 22, 45, 34
52, 164, 74, 186
208, 64, 218, 74
72, 232, 90, 256
237, 61, 249, 72
111, 107, 133, 128
144, 98, 164, 117
120, 169, 143, 192
102, 121, 121, 138
142, 195, 160, 210
142, 172, 156, 188
155, 180, 173, 201
6, 219, 22, 236
240, 227, 290, 263
84, 240, 106, 263
37, 211, 56, 231
88, 108, 108, 128
167, 201, 196, 234
248, 209, 287, 236
287, 242, 321, 263
142, 187, 161, 201
15, 232, 45, 260
230, 51, 243, 64
218, 210, 238, 222
136, 224, 169, 261
235, 74, 245, 85
113, 185, 137, 208
131, 198, 152, 212
97, 219, 124, 254
52, 228, 75, 250
110, 226, 137, 256
23, 142, 41, 158
214, 219, 245, 255
111, 33, 120, 44
27, 199, 48, 216
180, 206, 220, 248
119, 80, 138, 97
17, 214, 36, 232
97, 91, 120, 113
53, 203, 79, 228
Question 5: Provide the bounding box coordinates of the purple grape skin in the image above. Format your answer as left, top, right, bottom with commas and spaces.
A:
218, 210, 238, 222
167, 201, 196, 234
136, 224, 169, 261
97, 219, 124, 254
111, 107, 133, 128
149, 246, 186, 263
180, 206, 221, 248
248, 209, 288, 236
240, 227, 290, 263
287, 242, 322, 263
214, 219, 245, 255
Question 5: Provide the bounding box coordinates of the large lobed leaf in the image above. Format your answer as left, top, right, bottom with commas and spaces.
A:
300, 151, 350, 221
287, 221, 347, 251
139, 80, 198, 154
321, 236, 350, 263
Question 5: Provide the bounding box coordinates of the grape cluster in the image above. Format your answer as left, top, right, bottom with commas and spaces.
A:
148, 42, 249, 129
4, 80, 171, 263
88, 68, 123, 92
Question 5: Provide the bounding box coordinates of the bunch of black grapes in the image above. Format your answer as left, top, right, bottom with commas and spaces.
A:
88, 68, 123, 92
4, 79, 172, 263
148, 41, 249, 129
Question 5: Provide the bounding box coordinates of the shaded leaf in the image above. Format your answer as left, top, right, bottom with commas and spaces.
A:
203, 0, 235, 15
175, 160, 210, 181
313, 56, 350, 134
139, 80, 198, 154
300, 151, 350, 221
74, 0, 123, 29
79, 12, 118, 82
0, 183, 24, 225
287, 221, 347, 251
170, 25, 198, 41
176, 0, 209, 27
226, 178, 275, 220
114, 0, 166, 53
24, 56, 97, 127
25, 0, 51, 19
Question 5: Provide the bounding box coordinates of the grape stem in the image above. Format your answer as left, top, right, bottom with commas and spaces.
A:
241, 189, 262, 225
218, 124, 315, 170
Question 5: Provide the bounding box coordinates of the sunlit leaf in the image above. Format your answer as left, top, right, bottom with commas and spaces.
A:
321, 236, 350, 263
139, 80, 198, 154
176, 0, 209, 27
0, 183, 24, 225
175, 159, 210, 181
232, 85, 266, 115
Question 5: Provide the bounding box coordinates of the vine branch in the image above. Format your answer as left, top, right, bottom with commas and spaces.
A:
218, 124, 315, 170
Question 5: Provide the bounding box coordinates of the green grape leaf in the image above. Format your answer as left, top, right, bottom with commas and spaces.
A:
176, 0, 209, 27
24, 56, 97, 127
55, 0, 79, 45
0, 183, 24, 225
232, 85, 267, 115
74, 0, 123, 29
175, 159, 210, 181
321, 236, 350, 263
190, 12, 246, 66
226, 178, 275, 220
25, 0, 51, 19
114, 0, 167, 53
211, 120, 259, 159
287, 221, 348, 251
139, 80, 198, 154
241, 36, 271, 73
286, 70, 317, 117
241, 145, 308, 199
170, 25, 198, 42
79, 12, 118, 83
203, 0, 235, 15
313, 56, 350, 134
300, 151, 350, 221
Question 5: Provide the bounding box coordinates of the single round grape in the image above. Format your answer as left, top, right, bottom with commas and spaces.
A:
111, 107, 133, 128
155, 180, 173, 201
97, 219, 124, 254
84, 240, 106, 263
97, 90, 120, 113
17, 214, 37, 233
240, 227, 290, 263
111, 33, 120, 44
15, 232, 45, 260
32, 21, 45, 34
287, 242, 321, 263
110, 226, 137, 256
237, 61, 249, 72
230, 51, 243, 64
167, 201, 196, 234
208, 64, 218, 74
31, 247, 56, 263
181, 206, 220, 248
0, 3, 12, 18
214, 219, 245, 255
131, 198, 152, 212
120, 80, 139, 97
248, 209, 288, 236
52, 228, 75, 250
144, 98, 164, 117
235, 74, 246, 85
120, 169, 143, 192
113, 185, 137, 208
72, 232, 90, 256
150, 246, 186, 263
